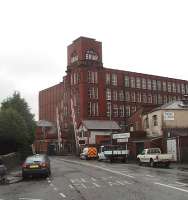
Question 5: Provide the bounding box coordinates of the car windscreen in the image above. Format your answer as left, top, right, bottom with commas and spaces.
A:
26, 156, 44, 163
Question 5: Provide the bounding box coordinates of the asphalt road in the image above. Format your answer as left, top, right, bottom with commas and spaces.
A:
0, 156, 188, 200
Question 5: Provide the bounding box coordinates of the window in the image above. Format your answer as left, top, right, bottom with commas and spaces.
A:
125, 91, 130, 101
130, 77, 135, 88
106, 102, 111, 117
106, 88, 111, 100
152, 115, 158, 126
157, 80, 161, 91
136, 77, 141, 88
112, 90, 118, 101
158, 94, 162, 104
172, 83, 176, 93
88, 87, 98, 99
181, 83, 185, 94
163, 95, 168, 104
167, 82, 172, 92
152, 80, 157, 90
119, 90, 124, 101
124, 76, 129, 87
131, 92, 136, 102
148, 94, 152, 103
153, 94, 158, 104
147, 79, 152, 90
142, 78, 146, 89
186, 84, 188, 94
136, 92, 141, 102
119, 105, 125, 117
106, 73, 111, 85
142, 93, 147, 103
177, 83, 181, 93
88, 71, 98, 83
144, 117, 149, 129
85, 49, 98, 61
88, 102, 99, 116
125, 106, 131, 117
112, 74, 117, 86
163, 81, 167, 91
113, 104, 118, 117
70, 51, 78, 63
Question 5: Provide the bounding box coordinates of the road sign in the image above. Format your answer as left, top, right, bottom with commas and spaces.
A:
117, 138, 128, 143
112, 132, 130, 139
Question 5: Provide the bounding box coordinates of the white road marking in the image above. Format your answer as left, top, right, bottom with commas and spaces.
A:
81, 178, 86, 182
68, 184, 74, 189
175, 181, 187, 186
60, 159, 135, 179
91, 177, 97, 181
92, 182, 101, 188
53, 187, 58, 191
47, 180, 51, 183
155, 182, 188, 193
146, 175, 155, 178
81, 183, 87, 189
19, 198, 42, 200
116, 180, 125, 185
59, 193, 66, 198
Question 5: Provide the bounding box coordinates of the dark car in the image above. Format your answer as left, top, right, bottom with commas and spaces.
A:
22, 154, 51, 178
0, 159, 7, 184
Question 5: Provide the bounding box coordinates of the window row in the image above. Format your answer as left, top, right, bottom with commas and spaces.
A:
88, 87, 98, 99
88, 102, 99, 116
106, 89, 181, 104
71, 73, 80, 85
125, 76, 188, 94
106, 103, 136, 118
88, 71, 98, 84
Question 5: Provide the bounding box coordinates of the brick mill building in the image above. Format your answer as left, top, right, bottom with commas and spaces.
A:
35, 36, 188, 154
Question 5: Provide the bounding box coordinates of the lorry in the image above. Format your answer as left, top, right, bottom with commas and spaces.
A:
137, 148, 174, 167
80, 146, 98, 160
98, 145, 129, 163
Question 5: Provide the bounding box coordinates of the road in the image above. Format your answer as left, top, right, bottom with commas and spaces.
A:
0, 156, 188, 200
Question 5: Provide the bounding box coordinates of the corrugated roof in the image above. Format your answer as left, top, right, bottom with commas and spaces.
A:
82, 120, 121, 130
153, 100, 188, 111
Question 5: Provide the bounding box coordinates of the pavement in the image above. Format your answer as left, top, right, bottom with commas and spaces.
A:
5, 167, 22, 184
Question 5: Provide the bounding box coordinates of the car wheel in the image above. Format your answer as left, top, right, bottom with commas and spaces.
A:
150, 159, 155, 167
138, 159, 142, 166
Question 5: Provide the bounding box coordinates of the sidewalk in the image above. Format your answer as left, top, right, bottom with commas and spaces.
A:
6, 167, 22, 184
170, 162, 188, 171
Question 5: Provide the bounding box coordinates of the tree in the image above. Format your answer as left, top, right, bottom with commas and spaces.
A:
0, 92, 36, 157
1, 92, 36, 144
0, 108, 28, 154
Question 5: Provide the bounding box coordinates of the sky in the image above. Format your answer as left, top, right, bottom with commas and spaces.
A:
0, 0, 188, 120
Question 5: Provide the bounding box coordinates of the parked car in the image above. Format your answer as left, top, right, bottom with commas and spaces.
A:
80, 147, 98, 160
0, 159, 7, 184
98, 145, 129, 163
22, 154, 51, 178
137, 148, 174, 167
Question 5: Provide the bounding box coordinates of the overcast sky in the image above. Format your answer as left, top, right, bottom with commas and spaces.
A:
0, 0, 188, 120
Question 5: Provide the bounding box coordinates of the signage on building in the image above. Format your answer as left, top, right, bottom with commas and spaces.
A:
117, 138, 128, 143
112, 132, 130, 139
164, 112, 174, 121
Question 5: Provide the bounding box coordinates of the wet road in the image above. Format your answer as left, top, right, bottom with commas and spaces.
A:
0, 156, 188, 200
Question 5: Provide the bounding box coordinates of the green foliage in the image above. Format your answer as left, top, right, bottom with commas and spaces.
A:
1, 92, 36, 144
0, 108, 28, 146
0, 92, 36, 156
